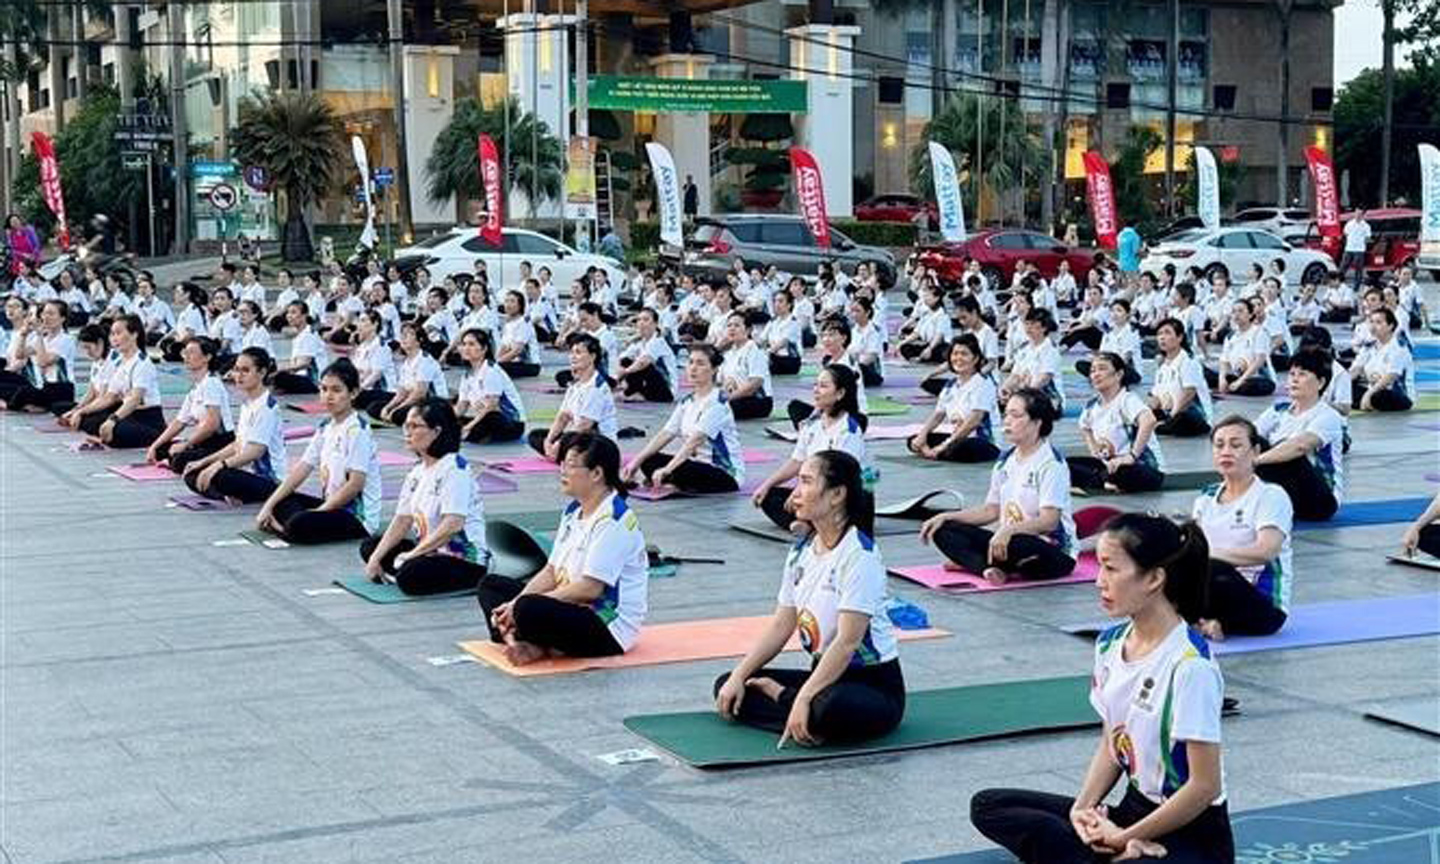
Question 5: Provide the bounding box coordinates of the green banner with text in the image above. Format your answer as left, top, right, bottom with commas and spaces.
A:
577, 77, 808, 114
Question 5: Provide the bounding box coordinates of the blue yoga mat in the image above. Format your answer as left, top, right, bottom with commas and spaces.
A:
907, 782, 1440, 864
1294, 497, 1430, 530
1064, 593, 1440, 656
1412, 342, 1440, 360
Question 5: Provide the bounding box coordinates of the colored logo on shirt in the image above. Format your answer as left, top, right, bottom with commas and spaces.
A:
796, 609, 822, 654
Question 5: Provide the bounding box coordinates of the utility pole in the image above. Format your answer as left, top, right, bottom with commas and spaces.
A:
1275, 0, 1293, 206
1379, 0, 1395, 205
1164, 0, 1178, 217
387, 0, 414, 245
575, 0, 589, 249
72, 3, 88, 104
169, 0, 190, 254
47, 9, 66, 132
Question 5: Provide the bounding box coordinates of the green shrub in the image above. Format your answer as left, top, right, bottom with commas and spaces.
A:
630, 221, 663, 251
830, 219, 917, 247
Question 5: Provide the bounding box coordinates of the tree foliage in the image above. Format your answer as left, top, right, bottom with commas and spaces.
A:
424, 97, 563, 207
908, 93, 1044, 219
1110, 126, 1164, 236
1174, 147, 1246, 213
1334, 58, 1440, 207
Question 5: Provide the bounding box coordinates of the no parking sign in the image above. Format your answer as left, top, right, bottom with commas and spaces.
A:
209, 183, 238, 211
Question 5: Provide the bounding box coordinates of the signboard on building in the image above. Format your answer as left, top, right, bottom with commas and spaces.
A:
564, 137, 598, 220
577, 77, 808, 114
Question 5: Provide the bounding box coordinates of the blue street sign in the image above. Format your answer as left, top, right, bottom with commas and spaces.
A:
243, 165, 268, 191
373, 167, 395, 187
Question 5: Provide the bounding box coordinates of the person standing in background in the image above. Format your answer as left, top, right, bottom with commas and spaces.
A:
1339, 211, 1370, 290
683, 175, 699, 222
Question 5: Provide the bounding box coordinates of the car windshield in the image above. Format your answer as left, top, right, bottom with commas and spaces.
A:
1162, 229, 1210, 243
410, 232, 460, 249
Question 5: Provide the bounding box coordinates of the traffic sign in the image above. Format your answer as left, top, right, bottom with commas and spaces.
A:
373, 167, 394, 187
122, 154, 147, 171
243, 165, 268, 191
209, 183, 238, 211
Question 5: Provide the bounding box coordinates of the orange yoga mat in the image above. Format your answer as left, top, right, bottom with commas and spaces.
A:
457, 615, 950, 677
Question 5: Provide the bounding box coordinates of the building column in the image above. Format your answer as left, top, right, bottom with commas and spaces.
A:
48, 10, 67, 131
115, 5, 136, 107
787, 24, 861, 217
498, 12, 573, 220
648, 53, 714, 218
401, 45, 459, 227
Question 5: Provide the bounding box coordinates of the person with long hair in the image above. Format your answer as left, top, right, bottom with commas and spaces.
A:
1068, 353, 1166, 493
271, 301, 331, 395
920, 389, 1077, 583
237, 300, 272, 354
971, 514, 1232, 864
753, 364, 873, 533
908, 335, 1001, 464
144, 336, 234, 473
615, 307, 677, 403
785, 319, 871, 428
350, 310, 397, 415
0, 300, 75, 413
358, 399, 491, 596
1192, 415, 1294, 641
717, 312, 774, 421
370, 321, 449, 423
527, 333, 618, 460
1208, 298, 1275, 397
496, 289, 541, 378
1002, 309, 1066, 417
253, 359, 383, 544
159, 283, 208, 361
183, 347, 289, 504
476, 433, 649, 666
75, 315, 167, 448
716, 449, 904, 746
1253, 348, 1346, 521
621, 344, 744, 494
454, 328, 527, 444
57, 324, 113, 423
849, 296, 885, 387
1149, 317, 1212, 437
1349, 306, 1414, 412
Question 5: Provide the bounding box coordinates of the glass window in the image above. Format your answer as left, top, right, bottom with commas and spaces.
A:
1181, 7, 1209, 39
1249, 232, 1286, 250
727, 222, 764, 243
760, 222, 810, 246
462, 235, 519, 254
1215, 233, 1253, 250
1232, 210, 1275, 223
514, 233, 560, 255
989, 232, 1029, 250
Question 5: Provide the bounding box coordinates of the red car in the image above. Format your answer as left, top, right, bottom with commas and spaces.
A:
1291, 208, 1422, 274
855, 194, 939, 230
911, 228, 1099, 289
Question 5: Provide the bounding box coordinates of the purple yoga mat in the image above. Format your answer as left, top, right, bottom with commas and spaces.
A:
109, 463, 180, 482
891, 552, 1100, 592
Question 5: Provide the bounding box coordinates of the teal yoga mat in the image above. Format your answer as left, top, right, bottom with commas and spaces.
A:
623, 675, 1096, 768
333, 576, 473, 603
908, 782, 1440, 864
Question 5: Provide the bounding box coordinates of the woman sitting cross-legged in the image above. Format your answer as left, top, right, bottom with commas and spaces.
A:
970, 513, 1233, 864
614, 307, 678, 403
75, 315, 168, 448
715, 449, 904, 747
1253, 347, 1346, 522
368, 321, 449, 424
907, 334, 1001, 464
183, 348, 290, 504
526, 333, 618, 460
919, 389, 1078, 584
454, 328, 527, 444
621, 344, 745, 495
358, 399, 491, 596
1067, 352, 1166, 494
476, 432, 649, 666
1349, 306, 1414, 412
1148, 317, 1213, 437
145, 336, 234, 474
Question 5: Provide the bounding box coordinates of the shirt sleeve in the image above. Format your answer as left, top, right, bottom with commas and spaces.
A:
1254, 485, 1293, 535
984, 462, 1004, 507
1254, 408, 1280, 441
1308, 408, 1343, 449
248, 404, 280, 453
1169, 658, 1224, 745
299, 430, 323, 468
790, 423, 812, 462
695, 399, 729, 440
439, 462, 472, 517
835, 546, 884, 617
133, 361, 159, 398
346, 425, 377, 476
1036, 456, 1072, 513
776, 547, 801, 607
662, 402, 685, 437
576, 384, 609, 424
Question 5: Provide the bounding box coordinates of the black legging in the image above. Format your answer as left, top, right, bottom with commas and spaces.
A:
910, 432, 1000, 463
355, 388, 393, 417
1155, 403, 1210, 437
728, 392, 773, 421
1419, 524, 1440, 559
186, 466, 278, 503
1066, 456, 1165, 493
769, 353, 801, 375
1204, 560, 1287, 636
1, 380, 74, 412
710, 658, 905, 744
78, 405, 167, 448
932, 522, 1076, 580
271, 371, 319, 395
1351, 378, 1412, 412
357, 536, 490, 596
1204, 366, 1277, 397
500, 360, 540, 379
161, 431, 235, 475
859, 362, 883, 388
617, 363, 674, 402
525, 428, 560, 457
268, 491, 370, 545
464, 412, 526, 444
920, 376, 950, 397
636, 452, 739, 494
970, 786, 1234, 864
475, 580, 623, 656
1060, 325, 1102, 351
1255, 453, 1338, 522
159, 336, 187, 362
898, 341, 945, 363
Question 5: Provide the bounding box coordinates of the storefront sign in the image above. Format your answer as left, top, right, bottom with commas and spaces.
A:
578, 77, 807, 114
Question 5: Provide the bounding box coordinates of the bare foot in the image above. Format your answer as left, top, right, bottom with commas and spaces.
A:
941, 560, 963, 572
503, 641, 547, 666
745, 676, 784, 701
982, 567, 1009, 586
1198, 618, 1226, 641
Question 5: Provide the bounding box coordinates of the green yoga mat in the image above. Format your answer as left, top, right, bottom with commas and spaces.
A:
333, 576, 473, 603
527, 407, 559, 424
769, 397, 911, 421
875, 453, 951, 470
623, 675, 1095, 768
490, 510, 561, 533
1161, 469, 1220, 490
1413, 392, 1440, 412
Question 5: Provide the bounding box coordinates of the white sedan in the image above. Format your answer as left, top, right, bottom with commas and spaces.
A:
1143, 227, 1334, 286
394, 227, 626, 293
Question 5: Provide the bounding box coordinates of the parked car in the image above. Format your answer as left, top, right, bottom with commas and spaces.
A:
1142, 227, 1332, 285
1292, 208, 1426, 276
392, 227, 627, 293
854, 194, 939, 230
910, 228, 1099, 290
1151, 215, 1209, 244
1229, 206, 1314, 238
1419, 238, 1440, 281
662, 215, 897, 288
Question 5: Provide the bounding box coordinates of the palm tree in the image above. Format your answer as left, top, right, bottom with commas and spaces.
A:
230, 91, 344, 262
424, 97, 563, 213
909, 94, 1044, 225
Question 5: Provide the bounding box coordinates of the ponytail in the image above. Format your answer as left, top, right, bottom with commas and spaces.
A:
1100, 513, 1211, 623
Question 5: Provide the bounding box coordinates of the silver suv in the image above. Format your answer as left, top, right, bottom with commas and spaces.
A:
664, 215, 897, 288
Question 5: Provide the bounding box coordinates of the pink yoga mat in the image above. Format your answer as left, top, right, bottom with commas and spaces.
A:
621, 449, 778, 466
865, 423, 940, 441
286, 401, 328, 414
69, 439, 107, 452
282, 425, 316, 441
485, 456, 561, 474
109, 463, 180, 482
376, 450, 416, 467
889, 551, 1100, 592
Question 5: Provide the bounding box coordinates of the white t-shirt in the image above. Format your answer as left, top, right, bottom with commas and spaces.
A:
720, 341, 771, 399
792, 412, 874, 485
458, 361, 526, 423
1079, 390, 1165, 471
1353, 338, 1414, 397
1099, 325, 1144, 375
28, 331, 76, 384
917, 307, 953, 345
778, 527, 898, 666
424, 308, 460, 346
1013, 340, 1066, 411
1192, 478, 1294, 611
397, 352, 449, 399
622, 334, 677, 391
236, 390, 288, 480
985, 444, 1078, 559
1152, 351, 1213, 423
853, 320, 886, 375
239, 325, 273, 354
176, 374, 234, 431
1342, 219, 1371, 254
1255, 400, 1346, 502
106, 353, 162, 406
299, 411, 384, 532
759, 314, 802, 357
1219, 325, 1273, 380
352, 338, 396, 390
1091, 621, 1226, 805
501, 317, 540, 364
208, 310, 242, 352
548, 493, 649, 650
968, 323, 1001, 363
136, 298, 175, 334
395, 452, 488, 565
661, 389, 743, 482
937, 373, 999, 444
289, 327, 330, 379
559, 373, 618, 440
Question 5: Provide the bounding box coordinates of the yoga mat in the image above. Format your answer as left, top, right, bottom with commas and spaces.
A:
762, 425, 798, 443
1365, 697, 1440, 737
1160, 469, 1220, 490
458, 615, 951, 677
1414, 392, 1440, 412
865, 423, 938, 442
767, 397, 911, 422
907, 782, 1440, 864
485, 455, 560, 474
1294, 497, 1430, 530
69, 439, 107, 452
875, 490, 965, 519
488, 510, 559, 533
1387, 553, 1440, 572
875, 453, 950, 470
627, 477, 760, 501
332, 576, 473, 604
478, 472, 520, 494
169, 494, 241, 512
1063, 593, 1440, 655
237, 528, 290, 549
890, 551, 1100, 592
30, 418, 69, 433
1414, 343, 1440, 360
282, 425, 316, 441
729, 516, 919, 544
528, 407, 559, 423
376, 450, 416, 468
286, 401, 328, 414
108, 463, 179, 482
623, 675, 1095, 768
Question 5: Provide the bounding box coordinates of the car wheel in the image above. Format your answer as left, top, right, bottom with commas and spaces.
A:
1203, 262, 1229, 284
981, 265, 1005, 292
1301, 262, 1328, 285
